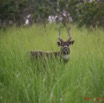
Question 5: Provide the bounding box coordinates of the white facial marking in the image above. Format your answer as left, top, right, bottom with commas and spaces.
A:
63, 55, 70, 60
63, 45, 68, 48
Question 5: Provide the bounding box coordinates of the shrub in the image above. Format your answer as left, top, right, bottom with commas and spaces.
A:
76, 1, 104, 28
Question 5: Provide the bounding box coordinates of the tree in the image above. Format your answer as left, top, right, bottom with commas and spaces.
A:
77, 1, 104, 28
0, 0, 28, 27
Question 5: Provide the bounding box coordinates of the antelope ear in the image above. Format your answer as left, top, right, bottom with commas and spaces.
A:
69, 40, 74, 45
57, 41, 61, 46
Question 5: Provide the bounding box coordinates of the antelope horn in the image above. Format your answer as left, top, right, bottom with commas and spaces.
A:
58, 26, 63, 42
67, 28, 72, 41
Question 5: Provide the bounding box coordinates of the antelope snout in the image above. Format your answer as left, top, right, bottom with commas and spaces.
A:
62, 47, 70, 55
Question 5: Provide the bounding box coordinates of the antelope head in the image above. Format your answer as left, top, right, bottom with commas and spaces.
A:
57, 28, 74, 62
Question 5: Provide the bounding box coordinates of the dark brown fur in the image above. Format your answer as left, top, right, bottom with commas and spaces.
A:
30, 40, 74, 63
31, 51, 61, 59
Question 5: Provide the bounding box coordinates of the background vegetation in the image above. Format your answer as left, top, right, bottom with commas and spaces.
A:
0, 0, 104, 28
0, 0, 104, 103
0, 24, 104, 103
77, 1, 104, 28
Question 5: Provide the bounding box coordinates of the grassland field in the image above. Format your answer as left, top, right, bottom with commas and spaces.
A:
0, 24, 104, 103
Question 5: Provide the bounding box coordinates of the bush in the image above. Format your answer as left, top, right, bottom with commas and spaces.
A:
76, 1, 104, 28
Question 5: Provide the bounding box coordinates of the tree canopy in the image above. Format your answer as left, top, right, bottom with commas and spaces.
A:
0, 0, 104, 28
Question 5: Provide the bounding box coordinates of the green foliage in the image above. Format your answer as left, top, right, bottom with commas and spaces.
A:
67, 0, 80, 21
0, 0, 28, 26
77, 1, 104, 28
32, 1, 51, 23
0, 0, 104, 28
0, 25, 104, 103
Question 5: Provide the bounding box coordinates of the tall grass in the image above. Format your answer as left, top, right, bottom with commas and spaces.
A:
0, 24, 104, 103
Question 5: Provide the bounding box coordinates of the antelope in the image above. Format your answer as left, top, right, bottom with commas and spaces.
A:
30, 28, 74, 63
